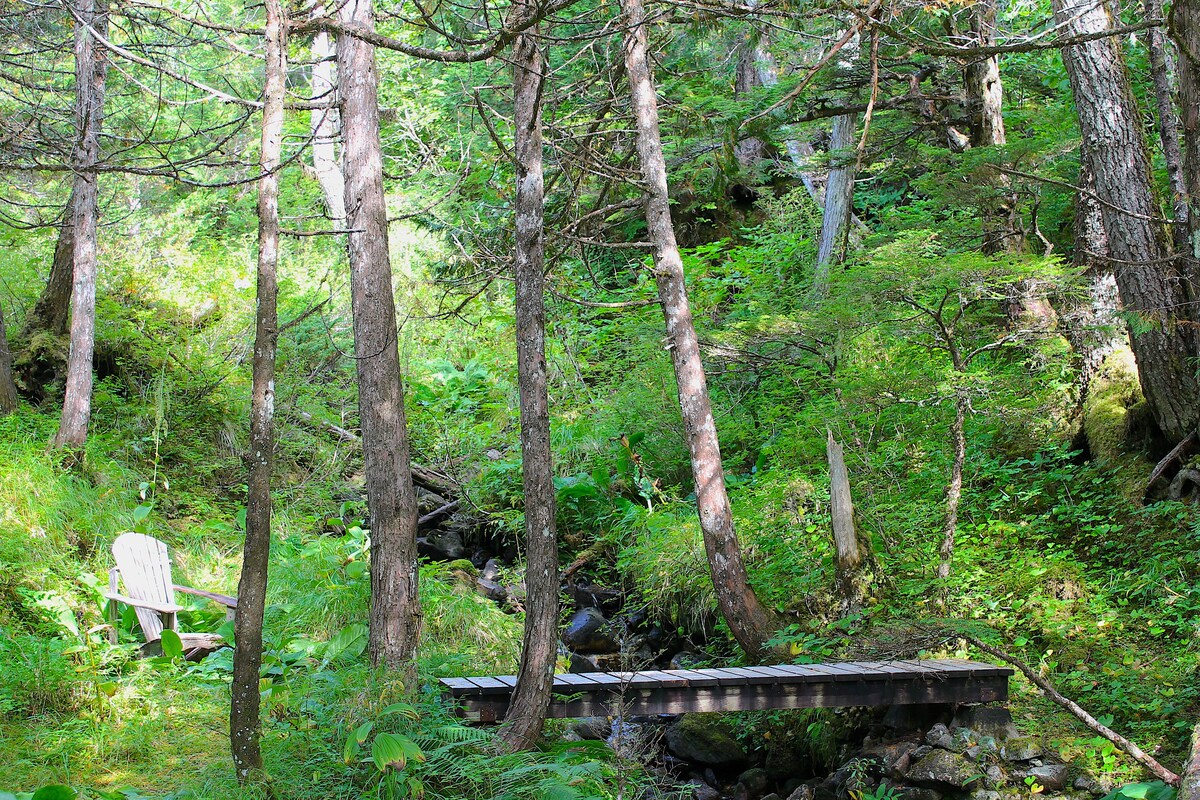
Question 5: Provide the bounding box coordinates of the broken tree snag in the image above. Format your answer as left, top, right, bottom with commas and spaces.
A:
827, 429, 870, 612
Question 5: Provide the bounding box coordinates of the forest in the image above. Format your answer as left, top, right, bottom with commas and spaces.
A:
2, 0, 1200, 796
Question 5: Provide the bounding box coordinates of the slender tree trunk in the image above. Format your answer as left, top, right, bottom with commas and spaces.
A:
310, 26, 346, 224
1146, 0, 1189, 250
53, 0, 108, 450
497, 16, 558, 751
338, 0, 422, 669
0, 303, 18, 413
230, 0, 286, 782
826, 430, 867, 611
621, 0, 776, 658
1172, 0, 1200, 263
936, 392, 967, 581
1182, 723, 1200, 800
814, 109, 857, 292
23, 188, 77, 340
1056, 0, 1200, 444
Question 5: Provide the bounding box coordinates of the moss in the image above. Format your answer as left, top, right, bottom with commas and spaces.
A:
1081, 348, 1152, 500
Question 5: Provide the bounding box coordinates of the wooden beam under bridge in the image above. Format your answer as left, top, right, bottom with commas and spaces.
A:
439, 659, 1013, 723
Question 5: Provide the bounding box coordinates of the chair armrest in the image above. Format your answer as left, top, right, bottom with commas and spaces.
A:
104, 592, 184, 614
172, 585, 238, 608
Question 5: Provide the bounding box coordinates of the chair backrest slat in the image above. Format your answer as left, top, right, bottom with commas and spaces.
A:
112, 532, 175, 642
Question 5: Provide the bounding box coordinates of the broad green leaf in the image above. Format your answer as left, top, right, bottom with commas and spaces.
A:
160, 628, 184, 659
380, 702, 419, 720
371, 733, 415, 771
31, 787, 77, 800
132, 505, 152, 524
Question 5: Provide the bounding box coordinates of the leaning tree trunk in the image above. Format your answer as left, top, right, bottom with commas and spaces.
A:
53, 0, 108, 450
230, 0, 286, 782
310, 22, 346, 224
338, 0, 422, 669
0, 303, 18, 413
621, 0, 776, 658
23, 187, 77, 340
1056, 0, 1200, 444
496, 14, 558, 752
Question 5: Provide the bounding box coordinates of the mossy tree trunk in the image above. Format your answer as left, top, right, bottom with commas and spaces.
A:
0, 303, 18, 414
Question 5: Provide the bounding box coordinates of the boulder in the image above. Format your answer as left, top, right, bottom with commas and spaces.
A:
1001, 738, 1042, 763
905, 749, 983, 790
1027, 764, 1070, 791
787, 787, 815, 800
926, 724, 952, 748
1074, 776, 1105, 796
688, 782, 721, 800
666, 714, 748, 766
562, 608, 620, 654
573, 717, 611, 741
952, 706, 1021, 741
418, 529, 465, 560
569, 653, 599, 673
949, 727, 974, 753
476, 577, 507, 602
670, 650, 704, 670
738, 767, 771, 795
862, 740, 922, 780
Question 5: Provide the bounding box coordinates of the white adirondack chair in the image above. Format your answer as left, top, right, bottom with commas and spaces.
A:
106, 532, 237, 658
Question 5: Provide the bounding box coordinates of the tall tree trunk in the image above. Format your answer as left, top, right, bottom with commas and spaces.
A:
1182, 723, 1200, 800
23, 188, 76, 340
53, 0, 108, 450
1056, 0, 1200, 444
0, 303, 18, 414
496, 15, 558, 752
936, 392, 967, 581
621, 0, 776, 658
310, 25, 346, 224
1146, 0, 1189, 251
1173, 0, 1200, 261
230, 0, 286, 781
337, 0, 422, 669
814, 109, 857, 293
826, 430, 867, 612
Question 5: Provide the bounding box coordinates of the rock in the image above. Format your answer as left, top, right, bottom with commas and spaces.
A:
607, 719, 648, 758
905, 749, 983, 790
416, 489, 449, 515
573, 717, 611, 741
476, 577, 507, 602
688, 782, 721, 800
787, 787, 815, 800
767, 741, 814, 779
481, 558, 502, 582
862, 740, 922, 779
1027, 764, 1070, 791
738, 767, 770, 795
418, 529, 465, 560
970, 790, 1002, 800
569, 653, 599, 673
1001, 738, 1042, 763
763, 795, 783, 800
911, 746, 934, 762
1074, 776, 1105, 796
562, 608, 620, 654
984, 764, 1005, 788
952, 706, 1021, 741
895, 788, 943, 800
570, 582, 623, 611
666, 714, 748, 766
926, 724, 951, 747
671, 650, 704, 670
949, 727, 974, 753
883, 705, 954, 733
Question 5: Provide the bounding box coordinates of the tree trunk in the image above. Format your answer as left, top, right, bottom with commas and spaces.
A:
1056, 0, 1200, 444
621, 0, 776, 658
826, 429, 867, 611
1182, 722, 1200, 800
53, 0, 108, 450
230, 0, 286, 782
814, 109, 857, 293
337, 0, 422, 669
496, 16, 558, 752
1172, 0, 1200, 264
23, 188, 77, 340
1146, 0, 1189, 251
0, 303, 18, 413
936, 392, 967, 581
310, 25, 346, 224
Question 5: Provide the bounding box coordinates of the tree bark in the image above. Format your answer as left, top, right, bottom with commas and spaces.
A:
337, 0, 422, 669
1172, 0, 1200, 266
1146, 0, 1189, 251
23, 188, 77, 340
621, 0, 776, 658
53, 0, 108, 450
936, 392, 967, 581
0, 303, 18, 414
310, 24, 346, 224
1182, 723, 1200, 800
496, 16, 558, 752
230, 0, 286, 782
1056, 0, 1200, 444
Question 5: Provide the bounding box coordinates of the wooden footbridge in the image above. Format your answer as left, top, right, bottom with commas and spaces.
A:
440, 659, 1012, 722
